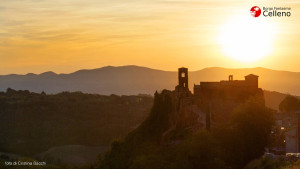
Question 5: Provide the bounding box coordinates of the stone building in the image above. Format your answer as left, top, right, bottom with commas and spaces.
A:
194, 74, 259, 97
172, 67, 263, 129
284, 111, 300, 155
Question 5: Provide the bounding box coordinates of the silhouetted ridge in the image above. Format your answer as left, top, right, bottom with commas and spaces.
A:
1, 66, 300, 95
39, 71, 56, 76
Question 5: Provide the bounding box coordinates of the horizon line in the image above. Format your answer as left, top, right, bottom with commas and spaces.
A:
1, 65, 299, 76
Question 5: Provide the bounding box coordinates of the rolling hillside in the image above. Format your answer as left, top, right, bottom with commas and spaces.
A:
1, 66, 300, 96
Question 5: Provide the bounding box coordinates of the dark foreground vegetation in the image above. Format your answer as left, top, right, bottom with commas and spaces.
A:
0, 88, 153, 157
96, 90, 275, 169
1, 89, 300, 168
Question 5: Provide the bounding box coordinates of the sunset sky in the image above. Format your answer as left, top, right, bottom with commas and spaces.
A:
0, 0, 299, 74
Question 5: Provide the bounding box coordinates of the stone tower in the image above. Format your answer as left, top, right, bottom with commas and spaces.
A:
178, 67, 188, 89
245, 74, 259, 88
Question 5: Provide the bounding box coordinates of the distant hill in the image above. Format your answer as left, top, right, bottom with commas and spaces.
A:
1, 66, 300, 96
0, 90, 153, 157
264, 90, 300, 111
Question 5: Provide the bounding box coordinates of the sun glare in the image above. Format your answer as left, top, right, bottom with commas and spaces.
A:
219, 16, 277, 63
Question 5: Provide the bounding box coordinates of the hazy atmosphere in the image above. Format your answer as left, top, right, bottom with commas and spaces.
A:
2, 1, 300, 169
1, 0, 300, 74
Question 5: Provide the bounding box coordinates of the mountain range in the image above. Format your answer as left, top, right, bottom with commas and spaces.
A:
1, 65, 300, 96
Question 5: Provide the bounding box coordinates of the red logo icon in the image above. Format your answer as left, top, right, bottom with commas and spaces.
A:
250, 6, 261, 17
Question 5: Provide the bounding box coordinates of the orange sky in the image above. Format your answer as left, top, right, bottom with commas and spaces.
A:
0, 0, 300, 74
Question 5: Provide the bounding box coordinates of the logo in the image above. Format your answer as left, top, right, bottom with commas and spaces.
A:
250, 6, 261, 17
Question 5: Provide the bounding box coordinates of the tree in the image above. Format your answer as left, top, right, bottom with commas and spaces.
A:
221, 97, 275, 169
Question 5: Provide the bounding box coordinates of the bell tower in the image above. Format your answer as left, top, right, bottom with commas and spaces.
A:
178, 67, 188, 89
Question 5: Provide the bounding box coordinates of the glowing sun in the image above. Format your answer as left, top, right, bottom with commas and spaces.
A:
219, 17, 276, 63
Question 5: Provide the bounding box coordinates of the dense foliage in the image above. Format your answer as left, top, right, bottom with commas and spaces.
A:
244, 156, 289, 169
279, 95, 300, 113
0, 88, 153, 156
97, 92, 275, 169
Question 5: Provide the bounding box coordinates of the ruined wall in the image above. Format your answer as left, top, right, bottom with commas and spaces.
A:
161, 85, 264, 142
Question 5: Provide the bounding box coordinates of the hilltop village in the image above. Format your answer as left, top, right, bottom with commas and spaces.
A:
168, 67, 300, 156
166, 67, 264, 132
